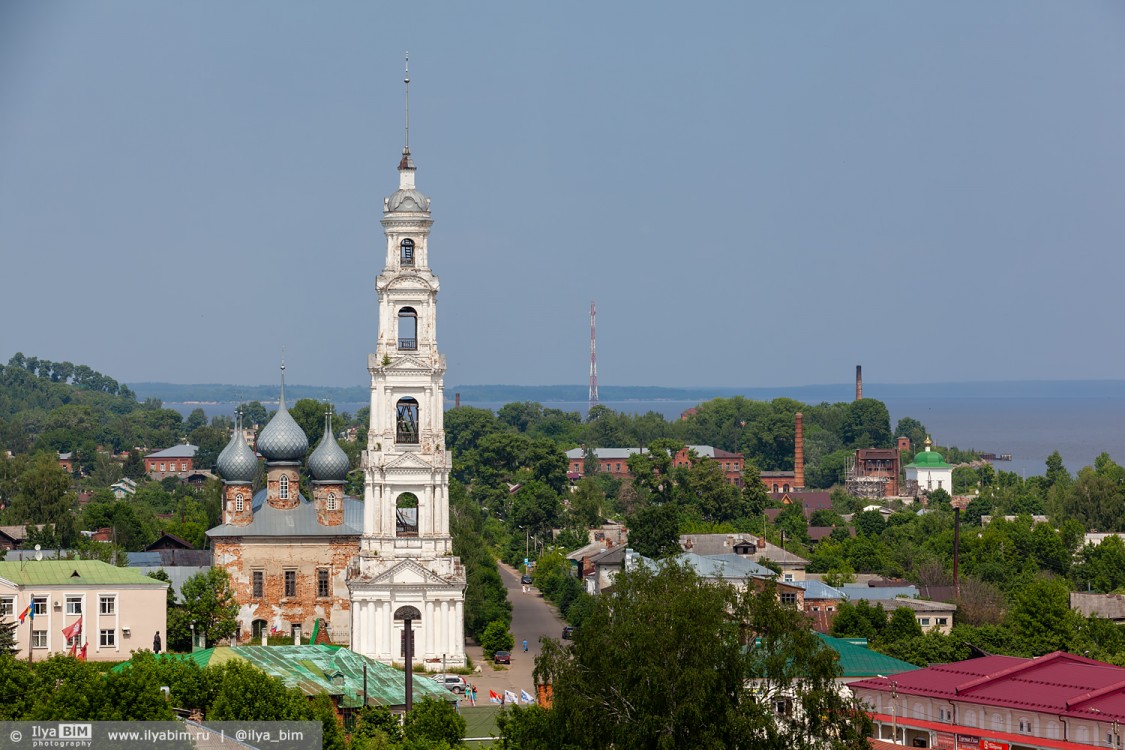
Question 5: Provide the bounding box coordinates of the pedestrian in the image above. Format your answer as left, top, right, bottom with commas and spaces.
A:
522, 639, 528, 652
153, 632, 161, 654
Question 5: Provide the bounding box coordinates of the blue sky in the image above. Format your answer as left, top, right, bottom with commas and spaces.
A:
2, 2, 1124, 390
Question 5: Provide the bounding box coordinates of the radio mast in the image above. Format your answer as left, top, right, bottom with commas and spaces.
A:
589, 301, 599, 412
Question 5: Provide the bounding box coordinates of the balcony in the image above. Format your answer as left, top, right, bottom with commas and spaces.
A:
398, 338, 417, 350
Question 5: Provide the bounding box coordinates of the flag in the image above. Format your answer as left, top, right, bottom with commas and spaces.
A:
504, 690, 518, 705
62, 616, 82, 642
521, 689, 534, 704
17, 604, 31, 624
78, 642, 87, 661
489, 689, 502, 704
69, 640, 77, 657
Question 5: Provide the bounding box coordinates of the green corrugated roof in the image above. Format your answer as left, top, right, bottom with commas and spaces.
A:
816, 633, 919, 677
0, 560, 169, 587
114, 645, 453, 708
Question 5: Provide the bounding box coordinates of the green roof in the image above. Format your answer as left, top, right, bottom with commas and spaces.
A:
0, 560, 168, 587
816, 633, 919, 677
115, 645, 454, 709
906, 449, 951, 469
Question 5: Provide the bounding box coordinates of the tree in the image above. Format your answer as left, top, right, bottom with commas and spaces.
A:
894, 417, 927, 449
13, 453, 77, 547
403, 696, 466, 748
508, 562, 871, 750
480, 620, 514, 658
881, 607, 923, 643
239, 401, 269, 429
178, 568, 239, 647
207, 660, 309, 720
841, 400, 892, 448
853, 510, 886, 537
625, 503, 680, 559
0, 620, 16, 655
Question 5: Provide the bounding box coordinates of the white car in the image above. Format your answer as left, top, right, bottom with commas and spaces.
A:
431, 674, 468, 694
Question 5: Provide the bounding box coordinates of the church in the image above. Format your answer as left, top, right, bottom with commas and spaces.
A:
208, 70, 467, 666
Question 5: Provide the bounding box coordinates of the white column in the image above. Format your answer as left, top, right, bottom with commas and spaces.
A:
440, 600, 449, 655
424, 600, 434, 657
455, 600, 464, 657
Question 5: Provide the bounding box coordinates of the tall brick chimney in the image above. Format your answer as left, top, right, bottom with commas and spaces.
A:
856, 365, 863, 401
794, 412, 804, 490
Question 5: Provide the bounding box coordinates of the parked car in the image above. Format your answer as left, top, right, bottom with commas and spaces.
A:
493, 650, 511, 664
431, 674, 468, 694
561, 625, 575, 640
520, 574, 533, 585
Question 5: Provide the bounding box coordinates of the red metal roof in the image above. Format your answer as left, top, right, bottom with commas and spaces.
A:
851, 651, 1125, 722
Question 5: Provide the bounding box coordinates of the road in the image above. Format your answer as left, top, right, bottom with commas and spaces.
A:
459, 560, 566, 704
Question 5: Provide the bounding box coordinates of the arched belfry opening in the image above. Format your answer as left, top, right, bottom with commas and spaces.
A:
396, 398, 419, 444
397, 307, 417, 351
400, 238, 415, 266
396, 492, 419, 537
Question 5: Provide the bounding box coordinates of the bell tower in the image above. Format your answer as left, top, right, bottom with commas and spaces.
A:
349, 55, 466, 667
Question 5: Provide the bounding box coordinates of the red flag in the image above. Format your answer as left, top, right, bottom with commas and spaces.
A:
489, 689, 502, 704
17, 604, 31, 624
69, 640, 77, 657
62, 616, 82, 642
78, 642, 87, 661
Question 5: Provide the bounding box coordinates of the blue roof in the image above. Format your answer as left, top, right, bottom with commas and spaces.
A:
795, 579, 847, 599
675, 552, 775, 579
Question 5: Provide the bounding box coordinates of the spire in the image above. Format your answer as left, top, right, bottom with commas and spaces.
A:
279, 360, 287, 411
398, 51, 415, 173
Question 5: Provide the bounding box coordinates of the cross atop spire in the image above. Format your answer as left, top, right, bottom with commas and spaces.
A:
399, 51, 415, 172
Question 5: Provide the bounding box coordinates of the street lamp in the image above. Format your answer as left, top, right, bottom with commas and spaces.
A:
878, 675, 899, 744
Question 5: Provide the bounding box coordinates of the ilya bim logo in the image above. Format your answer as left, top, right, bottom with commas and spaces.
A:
19, 723, 94, 745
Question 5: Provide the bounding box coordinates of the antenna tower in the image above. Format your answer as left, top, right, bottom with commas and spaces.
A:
589, 301, 599, 411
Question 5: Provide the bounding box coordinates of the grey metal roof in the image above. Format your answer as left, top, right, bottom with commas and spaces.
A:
676, 552, 775, 580
386, 188, 430, 213
872, 598, 956, 613
206, 490, 362, 538
795, 579, 847, 600
146, 444, 199, 459
216, 428, 259, 483
135, 565, 211, 603
308, 425, 350, 481
840, 585, 919, 601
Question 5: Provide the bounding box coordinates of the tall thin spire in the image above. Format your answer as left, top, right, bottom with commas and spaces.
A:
404, 51, 410, 152
398, 52, 415, 173
279, 360, 287, 410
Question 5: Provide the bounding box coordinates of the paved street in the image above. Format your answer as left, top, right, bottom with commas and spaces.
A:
458, 560, 566, 705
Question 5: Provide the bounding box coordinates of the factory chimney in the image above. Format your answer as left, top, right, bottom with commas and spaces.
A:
794, 412, 805, 490
856, 365, 863, 401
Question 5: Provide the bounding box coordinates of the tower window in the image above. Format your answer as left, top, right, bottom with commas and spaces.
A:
327, 492, 338, 511
398, 307, 417, 350
396, 492, 419, 537
396, 398, 419, 444
235, 493, 244, 512
279, 474, 290, 500
400, 238, 415, 266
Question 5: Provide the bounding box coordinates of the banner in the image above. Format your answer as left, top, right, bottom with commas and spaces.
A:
489, 689, 502, 704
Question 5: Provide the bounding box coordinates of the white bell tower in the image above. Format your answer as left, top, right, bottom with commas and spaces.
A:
349, 56, 466, 668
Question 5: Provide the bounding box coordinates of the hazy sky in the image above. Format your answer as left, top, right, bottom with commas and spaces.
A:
2, 2, 1124, 390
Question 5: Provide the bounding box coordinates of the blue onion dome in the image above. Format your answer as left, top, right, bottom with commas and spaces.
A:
216, 427, 258, 483
308, 416, 349, 482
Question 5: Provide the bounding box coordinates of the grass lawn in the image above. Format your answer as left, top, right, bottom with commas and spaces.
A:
461, 704, 502, 746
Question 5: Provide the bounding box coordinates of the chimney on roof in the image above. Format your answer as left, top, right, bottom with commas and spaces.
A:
794, 412, 805, 491
757, 536, 766, 551
856, 365, 863, 401
455, 392, 460, 408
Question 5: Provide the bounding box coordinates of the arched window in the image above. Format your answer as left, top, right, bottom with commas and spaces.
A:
396, 493, 419, 536
396, 398, 419, 444
400, 238, 415, 265
279, 474, 290, 500
327, 492, 337, 511
398, 307, 417, 350
251, 619, 267, 639
783, 483, 790, 493
772, 484, 779, 492
235, 493, 244, 512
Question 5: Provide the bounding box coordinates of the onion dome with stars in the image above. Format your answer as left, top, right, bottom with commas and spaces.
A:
216, 412, 259, 483
308, 411, 350, 482
255, 364, 309, 462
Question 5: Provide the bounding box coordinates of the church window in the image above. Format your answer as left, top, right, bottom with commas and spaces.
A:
317, 568, 330, 598
783, 484, 790, 492
400, 238, 415, 265
235, 493, 244, 512
251, 619, 267, 639
279, 475, 290, 500
252, 571, 263, 598
396, 398, 420, 444
398, 307, 418, 350
327, 492, 337, 511
396, 492, 419, 537
284, 570, 297, 597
